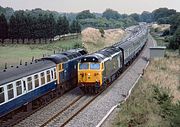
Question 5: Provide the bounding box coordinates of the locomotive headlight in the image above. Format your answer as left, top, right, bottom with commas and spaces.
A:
88, 73, 90, 76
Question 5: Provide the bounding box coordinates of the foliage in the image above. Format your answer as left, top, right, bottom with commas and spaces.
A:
0, 14, 8, 43
152, 8, 176, 22
79, 17, 137, 29
56, 15, 69, 35
70, 20, 81, 33
0, 6, 14, 20
140, 11, 154, 23
76, 10, 96, 20
99, 28, 105, 37
102, 8, 121, 20
129, 13, 140, 22
168, 26, 180, 49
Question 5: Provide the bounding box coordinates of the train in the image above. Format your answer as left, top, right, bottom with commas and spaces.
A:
0, 48, 87, 117
0, 24, 148, 119
78, 25, 148, 93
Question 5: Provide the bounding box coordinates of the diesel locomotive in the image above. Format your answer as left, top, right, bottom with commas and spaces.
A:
78, 25, 148, 93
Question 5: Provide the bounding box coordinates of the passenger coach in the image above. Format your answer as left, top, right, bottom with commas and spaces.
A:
0, 48, 87, 117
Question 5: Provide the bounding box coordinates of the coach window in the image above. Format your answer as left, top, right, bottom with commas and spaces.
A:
16, 81, 22, 96
34, 75, 39, 88
0, 87, 5, 104
27, 77, 33, 91
41, 72, 45, 85
47, 70, 51, 82
7, 84, 14, 100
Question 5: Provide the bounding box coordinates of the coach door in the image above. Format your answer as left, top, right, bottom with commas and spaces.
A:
57, 63, 64, 85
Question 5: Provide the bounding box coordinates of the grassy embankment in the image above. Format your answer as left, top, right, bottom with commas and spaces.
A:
113, 34, 180, 127
0, 37, 82, 69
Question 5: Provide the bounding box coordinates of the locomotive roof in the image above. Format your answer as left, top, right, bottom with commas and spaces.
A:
0, 59, 55, 85
43, 48, 87, 63
81, 47, 121, 62
42, 54, 69, 64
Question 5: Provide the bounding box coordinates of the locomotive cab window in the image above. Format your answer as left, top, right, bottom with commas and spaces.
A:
0, 87, 5, 104
79, 63, 89, 70
16, 81, 22, 96
7, 84, 14, 100
90, 63, 100, 70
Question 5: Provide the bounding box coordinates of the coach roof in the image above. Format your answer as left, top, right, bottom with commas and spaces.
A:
0, 59, 55, 85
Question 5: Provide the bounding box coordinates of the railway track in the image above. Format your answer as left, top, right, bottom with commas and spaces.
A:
38, 37, 149, 127
40, 91, 104, 127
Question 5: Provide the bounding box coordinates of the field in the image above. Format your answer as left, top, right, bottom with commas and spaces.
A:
0, 28, 125, 69
112, 35, 180, 127
0, 37, 82, 69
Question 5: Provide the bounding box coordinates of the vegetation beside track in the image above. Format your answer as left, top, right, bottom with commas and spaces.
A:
113, 35, 180, 127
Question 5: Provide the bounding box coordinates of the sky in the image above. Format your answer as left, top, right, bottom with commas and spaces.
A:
0, 0, 180, 14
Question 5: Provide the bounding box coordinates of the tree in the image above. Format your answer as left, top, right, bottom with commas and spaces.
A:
62, 15, 69, 34
102, 9, 120, 20
47, 13, 56, 41
99, 28, 105, 37
56, 16, 64, 35
9, 15, 17, 43
70, 20, 81, 33
0, 14, 8, 43
169, 26, 180, 49
153, 8, 176, 21
130, 13, 140, 22
140, 11, 153, 23
76, 10, 96, 20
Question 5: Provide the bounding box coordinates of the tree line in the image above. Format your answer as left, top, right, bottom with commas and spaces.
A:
0, 10, 81, 43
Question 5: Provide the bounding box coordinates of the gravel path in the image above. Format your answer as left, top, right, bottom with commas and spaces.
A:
65, 34, 156, 127
14, 88, 83, 127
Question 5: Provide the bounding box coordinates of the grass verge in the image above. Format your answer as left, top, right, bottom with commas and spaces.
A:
113, 50, 180, 127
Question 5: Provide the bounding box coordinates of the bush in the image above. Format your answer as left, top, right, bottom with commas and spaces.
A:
99, 28, 105, 37
153, 86, 174, 119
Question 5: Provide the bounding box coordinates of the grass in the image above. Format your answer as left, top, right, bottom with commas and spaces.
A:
113, 51, 180, 127
0, 37, 82, 69
112, 33, 180, 127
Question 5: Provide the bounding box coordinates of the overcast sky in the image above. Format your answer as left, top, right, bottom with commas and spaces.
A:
0, 0, 180, 14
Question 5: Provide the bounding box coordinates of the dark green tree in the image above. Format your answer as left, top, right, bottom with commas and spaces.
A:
47, 13, 56, 41
102, 9, 120, 20
70, 20, 81, 33
169, 26, 180, 49
76, 10, 96, 20
130, 13, 140, 22
9, 15, 18, 43
62, 15, 69, 34
140, 11, 153, 23
0, 14, 8, 43
153, 8, 176, 21
56, 16, 64, 35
